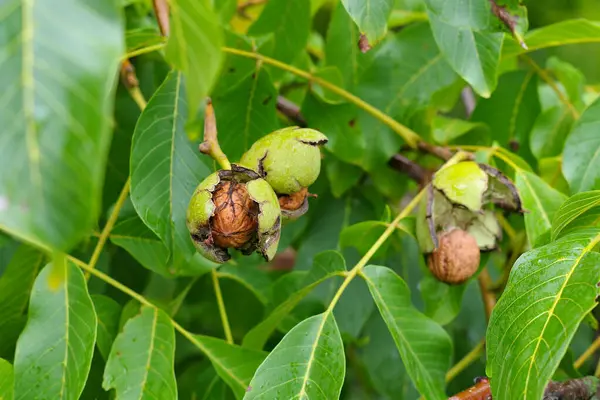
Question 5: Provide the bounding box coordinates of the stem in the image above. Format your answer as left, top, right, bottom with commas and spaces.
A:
152, 0, 170, 37
199, 99, 231, 170
521, 55, 580, 119
576, 336, 600, 369
478, 268, 496, 321
446, 339, 486, 383
123, 43, 167, 60
212, 268, 233, 344
222, 47, 421, 148
85, 179, 131, 280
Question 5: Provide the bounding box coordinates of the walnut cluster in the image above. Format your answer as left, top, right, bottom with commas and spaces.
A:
427, 229, 481, 285
211, 181, 259, 249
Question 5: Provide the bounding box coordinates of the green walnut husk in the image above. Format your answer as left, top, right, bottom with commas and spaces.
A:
186, 165, 281, 264
417, 162, 524, 255
239, 126, 328, 219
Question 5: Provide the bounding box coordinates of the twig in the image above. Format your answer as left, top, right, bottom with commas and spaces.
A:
276, 96, 307, 127
416, 141, 454, 161
120, 60, 147, 110
449, 376, 600, 399
199, 99, 232, 170
212, 269, 233, 344
478, 268, 496, 321
576, 336, 600, 369
446, 339, 486, 383
489, 0, 527, 49
388, 154, 429, 184
449, 377, 491, 400
152, 0, 170, 37
222, 47, 422, 148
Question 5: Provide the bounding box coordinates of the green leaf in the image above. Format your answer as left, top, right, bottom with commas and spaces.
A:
502, 19, 600, 58
103, 306, 177, 399
91, 295, 121, 361
248, 0, 311, 80
516, 169, 568, 247
212, 68, 278, 162
189, 335, 266, 398
341, 0, 394, 45
552, 191, 600, 240
361, 265, 452, 400
166, 0, 223, 124
325, 1, 366, 90
110, 215, 170, 275
13, 260, 97, 400
0, 0, 123, 251
425, 0, 503, 97
244, 312, 345, 400
218, 265, 272, 305
125, 27, 165, 56
529, 106, 574, 160
471, 71, 540, 159
311, 66, 346, 104
0, 358, 13, 400
177, 361, 236, 400
360, 312, 419, 399
538, 157, 570, 195
431, 116, 487, 145
0, 245, 44, 323
242, 250, 346, 349
420, 275, 467, 326
356, 22, 457, 169
325, 158, 363, 198
486, 229, 600, 400
563, 96, 600, 193
130, 71, 212, 274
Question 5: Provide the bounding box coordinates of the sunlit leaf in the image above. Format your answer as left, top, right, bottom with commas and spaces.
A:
125, 27, 165, 56
13, 260, 97, 400
103, 306, 177, 399
552, 191, 600, 240
425, 0, 503, 97
242, 250, 346, 349
244, 312, 345, 400
166, 0, 223, 123
130, 71, 212, 274
516, 169, 568, 247
0, 0, 123, 251
487, 229, 600, 400
503, 19, 600, 58
341, 0, 394, 45
91, 294, 121, 361
190, 334, 266, 399
0, 358, 13, 400
563, 96, 600, 193
361, 265, 452, 399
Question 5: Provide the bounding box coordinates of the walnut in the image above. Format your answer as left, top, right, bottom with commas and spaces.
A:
211, 181, 259, 249
428, 228, 480, 285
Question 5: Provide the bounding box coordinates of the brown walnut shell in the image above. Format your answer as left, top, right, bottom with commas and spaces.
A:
427, 228, 480, 285
211, 181, 259, 249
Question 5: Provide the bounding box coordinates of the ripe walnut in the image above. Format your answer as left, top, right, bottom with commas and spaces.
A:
428, 229, 480, 284
211, 181, 259, 249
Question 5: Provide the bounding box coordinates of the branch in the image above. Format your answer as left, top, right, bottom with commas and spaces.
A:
461, 87, 476, 118
388, 154, 430, 184
152, 0, 170, 37
449, 376, 600, 399
276, 96, 307, 127
478, 268, 496, 321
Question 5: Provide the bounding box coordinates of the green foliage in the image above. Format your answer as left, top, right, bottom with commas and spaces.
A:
3, 1, 600, 398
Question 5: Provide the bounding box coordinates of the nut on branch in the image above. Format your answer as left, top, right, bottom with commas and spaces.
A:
428, 229, 481, 285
